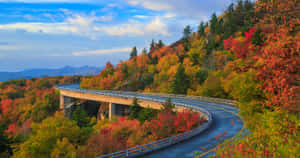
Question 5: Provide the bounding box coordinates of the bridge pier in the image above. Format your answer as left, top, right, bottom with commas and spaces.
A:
109, 103, 116, 119
60, 94, 118, 119
60, 95, 75, 109
60, 95, 77, 117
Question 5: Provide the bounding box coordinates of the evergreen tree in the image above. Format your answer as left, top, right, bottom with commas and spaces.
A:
251, 29, 263, 46
183, 25, 192, 39
142, 48, 147, 54
0, 123, 12, 158
128, 97, 142, 120
138, 107, 157, 123
150, 39, 155, 52
43, 92, 59, 113
210, 13, 222, 34
157, 40, 164, 48
130, 46, 138, 59
196, 69, 208, 85
151, 56, 158, 65
71, 106, 90, 128
223, 0, 255, 38
197, 21, 207, 37
120, 64, 129, 79
170, 65, 189, 94
183, 25, 192, 51
162, 98, 175, 112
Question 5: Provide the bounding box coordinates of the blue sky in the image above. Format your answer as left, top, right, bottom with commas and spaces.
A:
0, 0, 232, 71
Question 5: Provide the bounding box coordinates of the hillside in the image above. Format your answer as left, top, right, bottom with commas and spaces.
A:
80, 0, 257, 95
80, 0, 299, 157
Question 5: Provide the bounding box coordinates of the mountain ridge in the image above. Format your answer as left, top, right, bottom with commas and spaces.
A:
0, 66, 103, 82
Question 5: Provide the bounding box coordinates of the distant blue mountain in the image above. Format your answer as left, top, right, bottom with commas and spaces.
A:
0, 66, 103, 82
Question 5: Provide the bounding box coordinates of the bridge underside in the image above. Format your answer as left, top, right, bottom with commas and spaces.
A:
60, 95, 131, 119
59, 89, 188, 119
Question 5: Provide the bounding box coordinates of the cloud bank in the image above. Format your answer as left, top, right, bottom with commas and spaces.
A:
0, 12, 169, 39
73, 47, 131, 56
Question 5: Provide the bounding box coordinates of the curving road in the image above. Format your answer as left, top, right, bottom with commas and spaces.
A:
57, 84, 244, 158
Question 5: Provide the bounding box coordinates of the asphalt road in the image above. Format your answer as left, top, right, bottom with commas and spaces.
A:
57, 84, 244, 158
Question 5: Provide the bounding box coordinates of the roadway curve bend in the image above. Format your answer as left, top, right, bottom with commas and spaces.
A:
57, 84, 244, 158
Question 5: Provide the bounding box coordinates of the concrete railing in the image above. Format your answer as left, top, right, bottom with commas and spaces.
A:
115, 91, 236, 107
55, 84, 236, 107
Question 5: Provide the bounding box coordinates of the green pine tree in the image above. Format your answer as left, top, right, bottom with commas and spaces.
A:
170, 65, 189, 94
142, 48, 147, 54
198, 21, 208, 37
150, 39, 155, 52
128, 97, 142, 120
157, 40, 164, 48
138, 107, 157, 123
71, 106, 90, 128
162, 98, 175, 112
0, 123, 12, 158
210, 13, 218, 34
130, 46, 138, 59
183, 25, 192, 51
183, 25, 192, 39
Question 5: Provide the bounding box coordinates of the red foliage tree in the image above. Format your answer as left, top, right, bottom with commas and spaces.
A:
224, 25, 299, 111
174, 110, 203, 133
224, 28, 257, 60
5, 123, 19, 136
148, 111, 176, 139
0, 99, 14, 115
254, 27, 299, 110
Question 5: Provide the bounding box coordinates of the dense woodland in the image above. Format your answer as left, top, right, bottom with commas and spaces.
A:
0, 0, 299, 157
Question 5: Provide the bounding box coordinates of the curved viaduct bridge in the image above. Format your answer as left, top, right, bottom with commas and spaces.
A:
55, 84, 244, 158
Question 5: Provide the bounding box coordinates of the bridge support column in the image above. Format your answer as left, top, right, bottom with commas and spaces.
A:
60, 95, 75, 109
109, 103, 116, 119
60, 95, 65, 109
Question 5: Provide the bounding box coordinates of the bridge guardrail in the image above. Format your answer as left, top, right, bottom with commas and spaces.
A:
95, 105, 212, 158
55, 84, 236, 107
55, 84, 236, 158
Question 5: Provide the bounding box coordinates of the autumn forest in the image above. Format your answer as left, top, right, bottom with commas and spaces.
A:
0, 0, 299, 158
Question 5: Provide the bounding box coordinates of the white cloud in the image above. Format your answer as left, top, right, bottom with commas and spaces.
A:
107, 3, 123, 9
0, 22, 71, 34
0, 0, 89, 2
1, 0, 233, 20
0, 45, 25, 51
73, 47, 131, 56
0, 13, 107, 38
95, 17, 169, 36
43, 13, 56, 22
66, 14, 112, 27
47, 53, 70, 57
0, 13, 169, 39
127, 0, 172, 11
95, 21, 145, 36
125, 0, 232, 20
24, 14, 37, 20
145, 17, 169, 36
0, 0, 231, 39
134, 15, 149, 19
164, 13, 177, 19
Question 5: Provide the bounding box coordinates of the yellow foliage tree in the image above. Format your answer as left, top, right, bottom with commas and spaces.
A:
13, 112, 85, 158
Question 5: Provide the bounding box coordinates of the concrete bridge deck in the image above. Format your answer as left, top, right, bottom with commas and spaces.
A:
55, 84, 244, 158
